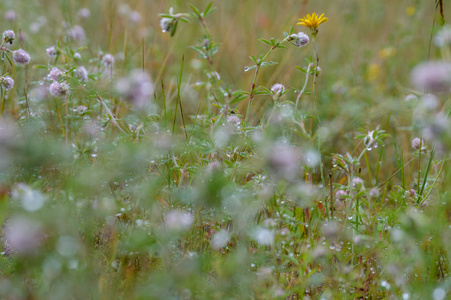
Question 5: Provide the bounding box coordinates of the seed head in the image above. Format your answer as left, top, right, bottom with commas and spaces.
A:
102, 53, 115, 67
2, 30, 15, 47
49, 81, 70, 97
12, 49, 30, 65
0, 76, 14, 90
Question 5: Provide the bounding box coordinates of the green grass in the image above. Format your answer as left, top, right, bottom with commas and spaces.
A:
0, 0, 450, 299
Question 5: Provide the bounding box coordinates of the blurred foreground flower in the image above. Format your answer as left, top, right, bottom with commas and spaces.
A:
164, 210, 193, 231
4, 217, 43, 255
297, 13, 328, 37
116, 70, 153, 109
411, 61, 451, 93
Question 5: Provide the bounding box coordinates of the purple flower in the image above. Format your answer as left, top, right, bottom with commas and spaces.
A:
411, 61, 451, 93
46, 46, 58, 58
13, 49, 30, 65
48, 67, 63, 82
49, 81, 70, 97
102, 53, 115, 67
0, 76, 14, 90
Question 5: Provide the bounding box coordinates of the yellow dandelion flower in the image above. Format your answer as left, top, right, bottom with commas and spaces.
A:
297, 13, 328, 36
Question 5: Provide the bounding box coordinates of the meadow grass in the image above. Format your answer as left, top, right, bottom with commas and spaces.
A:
0, 0, 450, 299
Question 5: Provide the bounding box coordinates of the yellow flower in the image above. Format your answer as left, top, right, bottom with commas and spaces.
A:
297, 13, 328, 36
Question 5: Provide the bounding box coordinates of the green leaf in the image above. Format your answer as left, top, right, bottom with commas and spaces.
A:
259, 38, 272, 46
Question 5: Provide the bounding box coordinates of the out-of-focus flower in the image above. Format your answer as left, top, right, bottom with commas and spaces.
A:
67, 25, 86, 41
164, 210, 193, 231
411, 138, 425, 150
0, 76, 14, 90
352, 177, 364, 189
411, 61, 451, 93
2, 30, 15, 47
48, 67, 63, 82
78, 8, 90, 19
226, 115, 241, 127
4, 217, 43, 255
46, 46, 59, 58
76, 66, 88, 82
252, 227, 274, 246
435, 26, 451, 47
102, 53, 115, 67
49, 81, 70, 97
211, 230, 230, 250
116, 70, 153, 109
4, 10, 16, 22
12, 49, 30, 65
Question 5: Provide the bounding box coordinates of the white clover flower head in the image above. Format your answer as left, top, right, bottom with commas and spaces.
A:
411, 138, 425, 150
291, 32, 309, 47
49, 81, 70, 97
48, 67, 63, 82
164, 210, 193, 231
67, 25, 86, 41
435, 26, 451, 47
74, 105, 87, 113
46, 46, 58, 58
369, 188, 379, 198
0, 76, 14, 90
2, 30, 15, 47
271, 83, 286, 97
160, 17, 173, 33
226, 115, 241, 127
116, 70, 153, 109
335, 189, 347, 200
74, 52, 81, 59
102, 53, 115, 67
76, 66, 88, 82
78, 8, 90, 19
12, 49, 30, 65
4, 10, 16, 22
411, 61, 451, 93
352, 177, 364, 189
